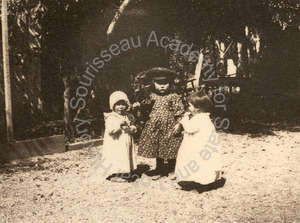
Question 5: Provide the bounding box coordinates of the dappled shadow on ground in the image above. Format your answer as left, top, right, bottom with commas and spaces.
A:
178, 178, 226, 193
0, 152, 87, 175
0, 157, 53, 174
217, 93, 300, 137
226, 116, 300, 137
227, 120, 279, 137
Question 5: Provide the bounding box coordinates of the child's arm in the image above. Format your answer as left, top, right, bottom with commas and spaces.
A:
127, 113, 137, 134
104, 114, 124, 134
180, 115, 201, 134
173, 94, 185, 122
172, 123, 183, 135
133, 94, 155, 123
172, 94, 185, 135
129, 125, 137, 134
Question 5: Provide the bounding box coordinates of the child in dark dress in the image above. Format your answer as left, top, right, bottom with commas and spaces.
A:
137, 67, 185, 180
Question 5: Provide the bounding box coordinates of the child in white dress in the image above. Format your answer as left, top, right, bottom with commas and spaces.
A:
101, 91, 137, 182
175, 91, 222, 185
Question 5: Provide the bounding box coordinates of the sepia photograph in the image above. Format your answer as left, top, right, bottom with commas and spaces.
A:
0, 0, 299, 222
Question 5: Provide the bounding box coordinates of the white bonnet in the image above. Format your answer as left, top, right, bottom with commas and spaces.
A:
109, 91, 131, 110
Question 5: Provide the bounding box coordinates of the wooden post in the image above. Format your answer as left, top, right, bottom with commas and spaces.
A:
216, 40, 226, 76
193, 50, 204, 90
237, 42, 243, 77
2, 0, 14, 142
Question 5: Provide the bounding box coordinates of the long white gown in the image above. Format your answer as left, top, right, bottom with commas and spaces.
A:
101, 112, 137, 177
175, 112, 222, 185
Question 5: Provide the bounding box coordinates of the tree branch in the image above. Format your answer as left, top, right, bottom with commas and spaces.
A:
107, 0, 131, 36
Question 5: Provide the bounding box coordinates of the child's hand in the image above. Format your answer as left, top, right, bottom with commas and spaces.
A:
183, 111, 191, 117
129, 125, 137, 134
121, 125, 130, 134
120, 119, 128, 127
172, 123, 182, 135
120, 120, 129, 131
132, 102, 141, 109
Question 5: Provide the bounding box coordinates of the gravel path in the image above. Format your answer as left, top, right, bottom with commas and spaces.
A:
1, 131, 299, 223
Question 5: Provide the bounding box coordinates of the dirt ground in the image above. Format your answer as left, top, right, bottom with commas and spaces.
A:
0, 131, 299, 223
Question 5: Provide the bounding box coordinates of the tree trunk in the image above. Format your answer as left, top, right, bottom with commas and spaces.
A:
2, 0, 13, 142
62, 74, 74, 143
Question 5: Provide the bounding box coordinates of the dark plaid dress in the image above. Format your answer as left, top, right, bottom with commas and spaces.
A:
138, 92, 184, 160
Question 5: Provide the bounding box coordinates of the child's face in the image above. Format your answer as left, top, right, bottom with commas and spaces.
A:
114, 100, 127, 115
188, 102, 201, 115
154, 81, 170, 94
188, 102, 196, 113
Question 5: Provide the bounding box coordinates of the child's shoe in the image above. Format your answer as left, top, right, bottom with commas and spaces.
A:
168, 172, 177, 181
215, 171, 222, 181
146, 157, 164, 180
145, 169, 161, 180
110, 177, 127, 183
151, 173, 162, 181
